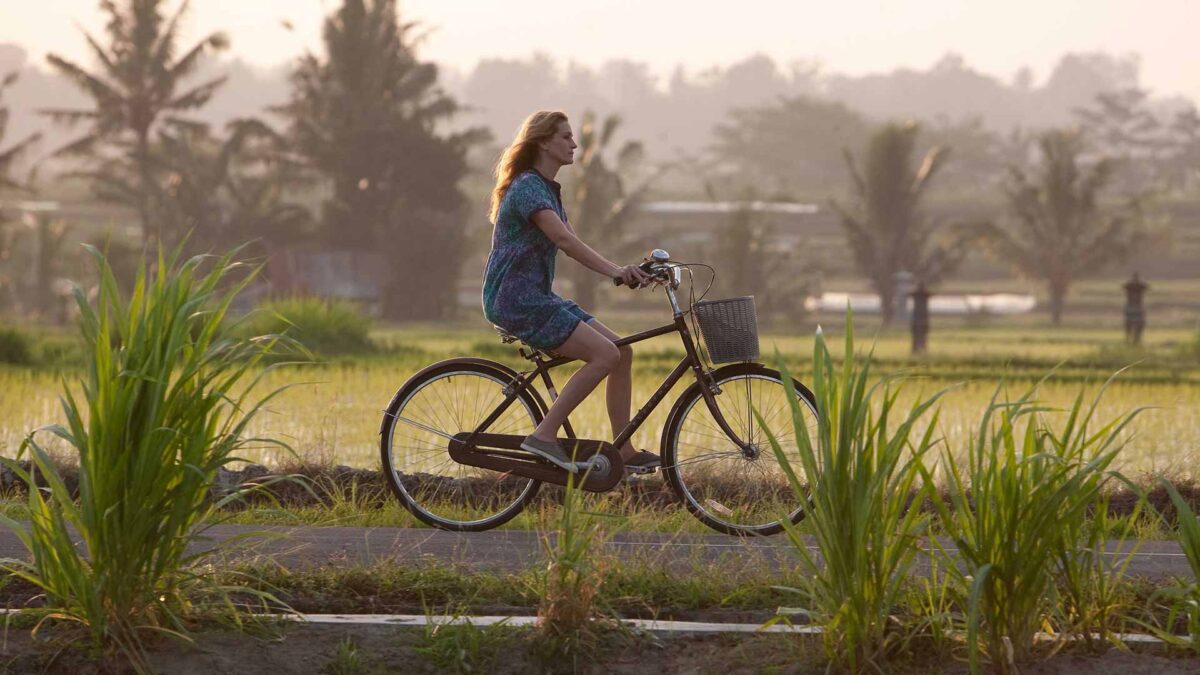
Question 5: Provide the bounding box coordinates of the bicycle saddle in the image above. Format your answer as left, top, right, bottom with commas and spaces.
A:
494, 325, 520, 344
494, 325, 566, 359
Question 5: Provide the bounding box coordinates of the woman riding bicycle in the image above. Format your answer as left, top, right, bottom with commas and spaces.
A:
483, 110, 661, 473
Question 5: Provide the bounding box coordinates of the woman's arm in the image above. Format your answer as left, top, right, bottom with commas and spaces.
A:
531, 209, 620, 277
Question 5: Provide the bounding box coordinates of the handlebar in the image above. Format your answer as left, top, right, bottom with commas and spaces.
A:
609, 249, 690, 317
611, 259, 659, 288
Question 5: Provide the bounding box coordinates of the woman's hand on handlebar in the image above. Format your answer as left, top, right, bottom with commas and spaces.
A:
613, 263, 652, 289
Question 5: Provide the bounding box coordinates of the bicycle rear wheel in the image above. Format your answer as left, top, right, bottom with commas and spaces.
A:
662, 363, 817, 536
380, 358, 544, 531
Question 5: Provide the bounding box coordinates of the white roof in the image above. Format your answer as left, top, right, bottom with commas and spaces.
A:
640, 201, 818, 215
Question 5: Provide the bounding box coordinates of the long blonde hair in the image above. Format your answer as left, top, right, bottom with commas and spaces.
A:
489, 111, 568, 223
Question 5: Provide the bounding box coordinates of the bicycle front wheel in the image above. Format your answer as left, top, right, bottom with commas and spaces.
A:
662, 363, 817, 536
380, 358, 543, 531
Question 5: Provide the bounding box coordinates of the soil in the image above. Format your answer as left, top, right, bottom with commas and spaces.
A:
2, 624, 1199, 675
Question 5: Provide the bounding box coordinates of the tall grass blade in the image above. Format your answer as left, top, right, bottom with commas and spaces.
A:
762, 311, 946, 673
536, 471, 614, 653
0, 242, 294, 671
1144, 479, 1200, 650
925, 374, 1141, 673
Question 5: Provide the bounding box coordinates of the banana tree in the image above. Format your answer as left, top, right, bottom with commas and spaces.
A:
151, 118, 314, 250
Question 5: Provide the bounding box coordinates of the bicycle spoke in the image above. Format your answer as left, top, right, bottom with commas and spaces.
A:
690, 410, 734, 438
678, 427, 743, 446
427, 380, 460, 434
413, 390, 453, 438
393, 414, 457, 441
670, 450, 740, 468
669, 371, 816, 535
384, 367, 538, 530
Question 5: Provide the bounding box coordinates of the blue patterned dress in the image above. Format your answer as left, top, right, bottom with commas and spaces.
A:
482, 169, 593, 350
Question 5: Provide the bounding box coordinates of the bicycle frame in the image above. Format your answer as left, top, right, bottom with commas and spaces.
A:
466, 310, 749, 452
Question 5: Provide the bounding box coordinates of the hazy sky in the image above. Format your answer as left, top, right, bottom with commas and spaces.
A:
2, 0, 1197, 101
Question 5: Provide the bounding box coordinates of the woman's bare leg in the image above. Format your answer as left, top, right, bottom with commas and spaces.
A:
530, 320, 619, 445
585, 319, 637, 461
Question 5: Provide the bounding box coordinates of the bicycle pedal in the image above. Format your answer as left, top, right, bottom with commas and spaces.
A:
624, 464, 658, 475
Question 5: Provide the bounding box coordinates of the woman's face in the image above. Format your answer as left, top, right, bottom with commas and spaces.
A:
539, 121, 577, 166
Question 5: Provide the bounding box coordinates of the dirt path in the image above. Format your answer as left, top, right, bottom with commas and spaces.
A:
0, 526, 1195, 673
6, 623, 1199, 675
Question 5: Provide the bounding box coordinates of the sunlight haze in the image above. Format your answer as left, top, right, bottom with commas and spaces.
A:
1, 0, 1196, 101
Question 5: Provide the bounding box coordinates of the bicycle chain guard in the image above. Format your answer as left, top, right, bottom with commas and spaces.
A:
448, 432, 625, 492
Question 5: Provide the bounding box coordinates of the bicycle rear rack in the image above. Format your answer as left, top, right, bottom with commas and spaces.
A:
448, 432, 624, 492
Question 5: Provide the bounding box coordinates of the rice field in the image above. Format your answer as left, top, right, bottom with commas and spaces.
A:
3, 323, 1198, 477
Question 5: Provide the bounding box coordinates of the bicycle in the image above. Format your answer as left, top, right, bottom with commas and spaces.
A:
379, 249, 819, 536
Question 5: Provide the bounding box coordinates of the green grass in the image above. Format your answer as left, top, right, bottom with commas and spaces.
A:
416, 619, 518, 674
536, 473, 611, 645
0, 245, 294, 672
0, 324, 34, 365
189, 555, 1192, 638
925, 376, 1140, 673
0, 308, 1195, 672
1147, 479, 1200, 651
0, 322, 1194, 550
229, 555, 829, 618
219, 487, 720, 534
764, 315, 946, 672
324, 636, 385, 675
1, 323, 1198, 477
234, 296, 377, 358
0, 487, 1180, 542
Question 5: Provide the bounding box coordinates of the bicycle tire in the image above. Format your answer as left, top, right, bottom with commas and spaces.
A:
661, 362, 817, 536
380, 357, 549, 531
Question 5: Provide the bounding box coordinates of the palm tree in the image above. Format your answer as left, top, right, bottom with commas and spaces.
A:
983, 130, 1142, 325
278, 0, 485, 319
213, 122, 315, 250
41, 0, 229, 243
832, 121, 971, 324
565, 111, 665, 309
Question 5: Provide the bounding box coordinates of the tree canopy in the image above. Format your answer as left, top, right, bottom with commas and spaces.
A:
983, 130, 1143, 325
42, 0, 230, 244
278, 0, 486, 319
712, 95, 869, 199
832, 121, 973, 324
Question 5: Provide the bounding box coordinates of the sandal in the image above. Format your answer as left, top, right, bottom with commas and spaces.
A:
624, 450, 661, 474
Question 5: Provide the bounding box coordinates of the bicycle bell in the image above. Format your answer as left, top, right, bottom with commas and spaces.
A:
647, 249, 681, 289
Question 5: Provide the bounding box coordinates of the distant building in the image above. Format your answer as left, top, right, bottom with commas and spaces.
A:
639, 201, 819, 216
628, 200, 831, 254
266, 248, 387, 314
806, 292, 1036, 315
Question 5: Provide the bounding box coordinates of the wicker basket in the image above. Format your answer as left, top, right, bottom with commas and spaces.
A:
694, 296, 760, 364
